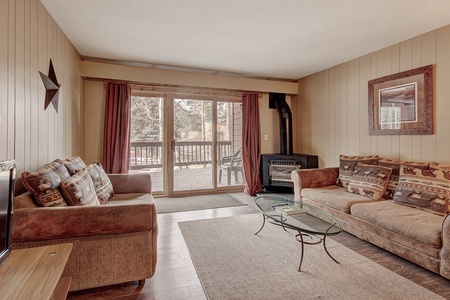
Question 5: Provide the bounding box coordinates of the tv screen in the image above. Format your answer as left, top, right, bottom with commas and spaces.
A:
0, 160, 15, 268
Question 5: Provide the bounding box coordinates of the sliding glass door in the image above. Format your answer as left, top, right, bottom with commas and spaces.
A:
173, 98, 214, 191
130, 90, 243, 196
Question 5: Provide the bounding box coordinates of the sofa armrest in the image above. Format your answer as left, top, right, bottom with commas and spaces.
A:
12, 199, 157, 242
108, 173, 152, 194
441, 214, 450, 278
291, 167, 339, 201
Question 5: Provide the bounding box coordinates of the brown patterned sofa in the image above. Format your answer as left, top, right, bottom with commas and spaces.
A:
11, 159, 158, 292
291, 155, 450, 280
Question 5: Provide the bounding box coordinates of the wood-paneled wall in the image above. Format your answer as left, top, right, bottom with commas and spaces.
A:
296, 25, 450, 167
0, 0, 83, 178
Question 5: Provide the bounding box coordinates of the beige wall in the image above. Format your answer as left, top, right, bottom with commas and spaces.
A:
0, 0, 83, 176
296, 25, 450, 168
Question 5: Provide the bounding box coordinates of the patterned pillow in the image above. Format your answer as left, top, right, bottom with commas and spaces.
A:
62, 156, 87, 175
347, 163, 392, 200
337, 155, 379, 188
86, 162, 114, 205
378, 158, 429, 199
429, 162, 450, 170
393, 165, 450, 216
60, 168, 100, 206
22, 159, 70, 207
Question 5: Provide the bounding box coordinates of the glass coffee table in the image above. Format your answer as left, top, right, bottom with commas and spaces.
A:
254, 195, 342, 271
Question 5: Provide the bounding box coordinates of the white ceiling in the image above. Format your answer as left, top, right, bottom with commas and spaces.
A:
41, 0, 450, 81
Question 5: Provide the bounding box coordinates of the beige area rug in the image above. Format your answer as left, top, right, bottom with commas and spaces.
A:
154, 193, 247, 214
179, 213, 444, 300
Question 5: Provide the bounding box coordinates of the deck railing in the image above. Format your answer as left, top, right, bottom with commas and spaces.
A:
130, 141, 233, 170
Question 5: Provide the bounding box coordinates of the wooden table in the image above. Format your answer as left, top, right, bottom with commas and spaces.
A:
0, 243, 73, 300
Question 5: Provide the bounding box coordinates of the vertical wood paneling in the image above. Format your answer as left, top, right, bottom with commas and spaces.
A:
411, 36, 423, 161
37, 1, 48, 164
327, 67, 337, 166
1, 0, 83, 177
376, 47, 393, 159
338, 64, 348, 155
297, 26, 449, 167
30, 0, 38, 168
7, 0, 16, 160
46, 11, 55, 160
435, 26, 450, 163
24, 0, 31, 170
421, 30, 437, 161
398, 39, 413, 160
347, 59, 360, 155
0, 0, 8, 160
359, 54, 371, 156
310, 71, 328, 163
369, 52, 378, 156
390, 44, 401, 159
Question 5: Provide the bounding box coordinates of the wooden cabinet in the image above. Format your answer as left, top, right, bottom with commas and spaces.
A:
0, 243, 73, 300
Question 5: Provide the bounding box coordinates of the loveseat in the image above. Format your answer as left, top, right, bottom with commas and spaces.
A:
291, 155, 450, 280
11, 157, 158, 292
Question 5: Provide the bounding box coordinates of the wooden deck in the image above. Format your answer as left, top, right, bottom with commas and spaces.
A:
131, 166, 245, 193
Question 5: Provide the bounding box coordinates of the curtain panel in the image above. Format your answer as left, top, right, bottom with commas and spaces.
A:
242, 94, 263, 196
102, 82, 131, 174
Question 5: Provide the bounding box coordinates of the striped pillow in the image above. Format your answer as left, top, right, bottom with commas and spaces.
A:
60, 168, 100, 206
393, 165, 450, 216
22, 159, 70, 207
337, 155, 379, 188
347, 163, 392, 201
378, 158, 429, 199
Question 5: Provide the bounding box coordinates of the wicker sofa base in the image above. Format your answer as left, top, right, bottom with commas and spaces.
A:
13, 230, 156, 292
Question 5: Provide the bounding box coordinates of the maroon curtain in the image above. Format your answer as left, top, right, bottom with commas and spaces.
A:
102, 82, 131, 174
242, 94, 263, 196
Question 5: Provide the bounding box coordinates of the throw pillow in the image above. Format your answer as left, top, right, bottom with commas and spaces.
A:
393, 165, 450, 216
62, 156, 87, 175
347, 163, 392, 201
378, 158, 429, 199
337, 155, 379, 188
86, 162, 114, 205
429, 162, 450, 170
60, 168, 100, 206
22, 159, 70, 207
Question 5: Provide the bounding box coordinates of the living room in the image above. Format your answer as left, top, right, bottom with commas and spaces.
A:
2, 0, 450, 299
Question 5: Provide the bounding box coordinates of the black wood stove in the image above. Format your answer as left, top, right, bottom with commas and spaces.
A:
260, 93, 318, 192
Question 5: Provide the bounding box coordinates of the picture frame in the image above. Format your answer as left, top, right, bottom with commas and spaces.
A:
368, 65, 433, 135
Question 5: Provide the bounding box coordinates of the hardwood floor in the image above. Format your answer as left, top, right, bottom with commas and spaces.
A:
68, 193, 450, 300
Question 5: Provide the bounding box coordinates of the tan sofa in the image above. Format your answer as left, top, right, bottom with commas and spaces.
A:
12, 172, 158, 292
291, 164, 450, 280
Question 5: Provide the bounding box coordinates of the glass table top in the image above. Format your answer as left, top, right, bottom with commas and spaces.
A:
254, 195, 341, 236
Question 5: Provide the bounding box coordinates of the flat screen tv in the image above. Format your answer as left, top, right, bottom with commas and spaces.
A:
0, 160, 15, 268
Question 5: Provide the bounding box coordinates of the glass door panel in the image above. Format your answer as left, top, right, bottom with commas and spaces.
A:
173, 98, 214, 191
130, 96, 164, 193
217, 101, 244, 187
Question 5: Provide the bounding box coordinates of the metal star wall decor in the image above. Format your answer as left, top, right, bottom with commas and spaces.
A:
39, 59, 61, 112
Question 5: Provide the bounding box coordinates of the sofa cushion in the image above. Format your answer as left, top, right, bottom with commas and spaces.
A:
347, 163, 392, 200
350, 200, 443, 248
12, 193, 156, 241
60, 168, 100, 206
337, 155, 379, 188
86, 162, 114, 204
393, 165, 450, 216
62, 156, 87, 175
301, 185, 373, 213
22, 159, 70, 207
378, 158, 429, 199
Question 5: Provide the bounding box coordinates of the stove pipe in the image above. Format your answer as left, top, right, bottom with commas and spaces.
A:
269, 93, 293, 155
